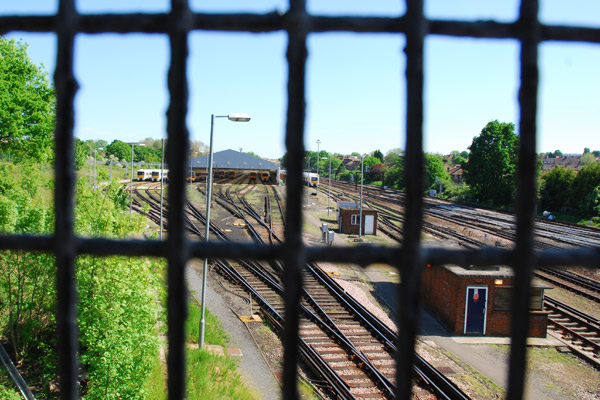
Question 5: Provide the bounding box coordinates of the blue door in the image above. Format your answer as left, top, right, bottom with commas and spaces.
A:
465, 287, 487, 335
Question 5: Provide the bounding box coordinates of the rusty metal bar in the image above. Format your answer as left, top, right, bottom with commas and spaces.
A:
281, 1, 308, 399
0, 2, 599, 399
54, 0, 79, 398
165, 0, 191, 398
3, 13, 600, 44
507, 0, 540, 399
396, 0, 426, 398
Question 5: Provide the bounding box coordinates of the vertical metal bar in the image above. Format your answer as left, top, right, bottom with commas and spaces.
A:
397, 0, 426, 398
508, 0, 540, 399
283, 1, 308, 398
166, 0, 190, 398
54, 0, 79, 398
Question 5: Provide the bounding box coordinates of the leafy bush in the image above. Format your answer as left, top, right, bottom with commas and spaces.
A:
0, 162, 164, 398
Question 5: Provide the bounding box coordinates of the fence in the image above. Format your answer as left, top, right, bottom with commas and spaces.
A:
1, 1, 599, 399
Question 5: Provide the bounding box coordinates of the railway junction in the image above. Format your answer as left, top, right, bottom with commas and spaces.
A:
129, 174, 600, 399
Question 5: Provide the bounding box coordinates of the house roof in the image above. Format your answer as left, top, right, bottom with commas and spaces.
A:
190, 149, 279, 171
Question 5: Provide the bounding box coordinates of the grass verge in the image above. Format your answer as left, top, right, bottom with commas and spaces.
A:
186, 298, 261, 400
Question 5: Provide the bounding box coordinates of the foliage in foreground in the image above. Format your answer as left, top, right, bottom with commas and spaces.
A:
0, 38, 55, 162
0, 162, 163, 398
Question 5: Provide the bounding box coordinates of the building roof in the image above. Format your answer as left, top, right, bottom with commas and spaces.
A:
190, 149, 279, 170
444, 265, 552, 288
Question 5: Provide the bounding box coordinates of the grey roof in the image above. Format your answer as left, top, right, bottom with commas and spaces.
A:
190, 149, 279, 170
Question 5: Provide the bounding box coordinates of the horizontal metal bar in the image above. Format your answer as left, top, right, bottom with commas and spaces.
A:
1, 234, 597, 268
1, 13, 599, 44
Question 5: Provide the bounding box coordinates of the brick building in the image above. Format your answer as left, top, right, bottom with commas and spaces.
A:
337, 203, 378, 235
422, 264, 550, 337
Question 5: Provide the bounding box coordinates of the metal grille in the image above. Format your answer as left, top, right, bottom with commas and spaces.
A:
1, 1, 599, 399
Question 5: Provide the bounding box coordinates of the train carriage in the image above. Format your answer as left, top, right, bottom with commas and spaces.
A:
185, 171, 196, 182
260, 171, 270, 183
151, 169, 169, 182
303, 172, 319, 187
228, 170, 236, 179
136, 169, 152, 181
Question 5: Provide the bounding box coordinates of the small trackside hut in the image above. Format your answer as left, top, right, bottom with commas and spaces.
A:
422, 264, 551, 337
337, 202, 378, 235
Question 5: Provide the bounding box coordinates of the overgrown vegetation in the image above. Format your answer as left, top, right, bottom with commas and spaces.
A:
0, 162, 164, 398
0, 38, 55, 163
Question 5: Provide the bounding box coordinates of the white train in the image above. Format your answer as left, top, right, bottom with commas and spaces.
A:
151, 169, 169, 182
136, 169, 152, 181
303, 172, 319, 187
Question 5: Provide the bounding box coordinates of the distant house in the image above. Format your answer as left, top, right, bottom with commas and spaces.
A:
443, 156, 465, 185
446, 164, 464, 185
540, 154, 582, 172
340, 157, 361, 171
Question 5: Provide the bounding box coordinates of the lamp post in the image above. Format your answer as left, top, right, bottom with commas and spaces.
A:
89, 149, 93, 187
128, 142, 145, 219
359, 154, 363, 238
93, 148, 97, 190
322, 156, 331, 216
316, 139, 321, 194
160, 138, 165, 240
94, 147, 103, 190
200, 113, 251, 348
306, 156, 310, 206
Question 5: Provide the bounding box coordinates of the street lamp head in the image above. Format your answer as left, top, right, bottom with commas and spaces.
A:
227, 113, 251, 122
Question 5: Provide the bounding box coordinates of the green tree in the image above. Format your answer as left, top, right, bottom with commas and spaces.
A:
135, 145, 160, 163
368, 163, 385, 182
106, 140, 131, 162
0, 38, 55, 162
425, 153, 450, 190
363, 156, 380, 168
279, 152, 288, 169
372, 149, 384, 163
570, 163, 600, 217
384, 165, 404, 189
0, 166, 163, 398
540, 166, 576, 212
384, 149, 404, 168
335, 162, 346, 180
0, 164, 54, 375
581, 152, 596, 166
74, 138, 90, 170
464, 120, 519, 206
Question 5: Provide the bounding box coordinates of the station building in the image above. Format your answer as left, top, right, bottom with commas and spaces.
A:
190, 149, 279, 183
422, 264, 551, 337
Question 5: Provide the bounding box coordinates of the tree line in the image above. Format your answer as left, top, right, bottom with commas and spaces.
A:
279, 120, 600, 223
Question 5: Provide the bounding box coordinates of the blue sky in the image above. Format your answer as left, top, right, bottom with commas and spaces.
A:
2, 0, 599, 159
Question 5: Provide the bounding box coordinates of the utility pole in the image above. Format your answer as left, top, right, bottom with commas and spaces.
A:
316, 139, 321, 194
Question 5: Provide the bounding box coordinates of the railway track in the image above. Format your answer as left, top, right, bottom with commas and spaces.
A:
544, 296, 600, 367
132, 181, 472, 399
327, 179, 600, 286
325, 179, 600, 366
